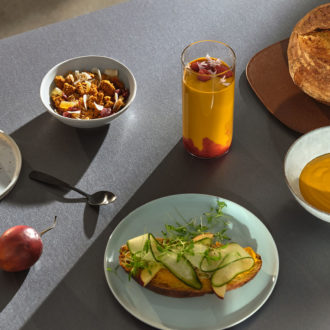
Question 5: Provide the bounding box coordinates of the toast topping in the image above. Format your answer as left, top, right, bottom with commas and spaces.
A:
118, 201, 261, 298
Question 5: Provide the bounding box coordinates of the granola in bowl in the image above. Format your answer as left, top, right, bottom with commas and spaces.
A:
51, 68, 129, 120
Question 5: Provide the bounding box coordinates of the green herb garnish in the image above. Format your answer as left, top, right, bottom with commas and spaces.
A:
162, 200, 229, 242
125, 200, 231, 278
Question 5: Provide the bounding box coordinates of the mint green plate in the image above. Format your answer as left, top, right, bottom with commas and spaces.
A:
104, 194, 279, 330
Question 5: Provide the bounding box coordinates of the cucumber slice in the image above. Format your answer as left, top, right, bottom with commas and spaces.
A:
149, 234, 202, 290
185, 243, 209, 268
127, 233, 154, 262
193, 233, 214, 246
195, 237, 213, 246
217, 243, 252, 269
200, 247, 222, 272
127, 233, 148, 253
200, 243, 252, 272
211, 257, 254, 287
140, 262, 163, 286
158, 252, 202, 289
212, 284, 227, 299
148, 233, 164, 260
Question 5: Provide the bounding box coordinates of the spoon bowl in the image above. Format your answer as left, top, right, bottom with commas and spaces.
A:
87, 190, 117, 206
29, 171, 117, 206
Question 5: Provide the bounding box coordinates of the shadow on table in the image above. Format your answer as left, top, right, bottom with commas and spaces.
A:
0, 113, 111, 313
21, 138, 267, 330
7, 113, 109, 202
6, 113, 109, 236
0, 269, 29, 313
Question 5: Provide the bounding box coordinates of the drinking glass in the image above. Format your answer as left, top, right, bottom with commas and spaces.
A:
181, 40, 236, 158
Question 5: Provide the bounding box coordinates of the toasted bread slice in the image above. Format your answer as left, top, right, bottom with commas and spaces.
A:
119, 241, 262, 298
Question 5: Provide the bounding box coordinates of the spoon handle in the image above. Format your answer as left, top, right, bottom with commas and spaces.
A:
29, 170, 89, 198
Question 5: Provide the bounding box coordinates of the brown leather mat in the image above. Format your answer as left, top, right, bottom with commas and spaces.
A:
246, 38, 330, 134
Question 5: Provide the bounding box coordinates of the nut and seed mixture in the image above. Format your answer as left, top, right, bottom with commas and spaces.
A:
51, 68, 129, 119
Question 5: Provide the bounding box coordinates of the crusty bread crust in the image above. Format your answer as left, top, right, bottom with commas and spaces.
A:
119, 242, 262, 298
287, 4, 330, 105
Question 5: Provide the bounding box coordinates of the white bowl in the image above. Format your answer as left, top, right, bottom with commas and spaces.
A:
284, 126, 330, 223
40, 55, 137, 128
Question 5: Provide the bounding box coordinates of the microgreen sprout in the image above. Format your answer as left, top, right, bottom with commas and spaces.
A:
106, 264, 120, 273
124, 200, 231, 279
162, 200, 230, 243
126, 252, 150, 280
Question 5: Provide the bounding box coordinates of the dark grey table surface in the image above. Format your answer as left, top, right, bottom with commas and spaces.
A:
1, 0, 329, 329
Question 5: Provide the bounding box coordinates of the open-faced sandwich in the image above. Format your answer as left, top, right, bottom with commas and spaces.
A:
118, 202, 262, 299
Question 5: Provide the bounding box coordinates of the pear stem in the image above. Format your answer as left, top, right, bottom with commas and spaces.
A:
40, 216, 57, 237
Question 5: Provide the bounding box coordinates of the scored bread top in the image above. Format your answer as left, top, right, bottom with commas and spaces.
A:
295, 3, 330, 34
287, 3, 330, 105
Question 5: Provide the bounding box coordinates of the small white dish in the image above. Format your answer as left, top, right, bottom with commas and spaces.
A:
40, 55, 137, 128
0, 131, 22, 199
284, 126, 330, 222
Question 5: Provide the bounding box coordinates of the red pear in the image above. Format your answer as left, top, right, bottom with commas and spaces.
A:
0, 217, 57, 272
0, 226, 42, 272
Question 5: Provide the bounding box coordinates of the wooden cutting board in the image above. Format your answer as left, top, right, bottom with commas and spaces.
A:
246, 38, 330, 134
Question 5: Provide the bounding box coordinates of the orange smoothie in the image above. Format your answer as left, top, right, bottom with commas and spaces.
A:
182, 57, 235, 158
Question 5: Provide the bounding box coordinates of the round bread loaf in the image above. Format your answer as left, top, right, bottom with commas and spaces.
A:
287, 4, 330, 105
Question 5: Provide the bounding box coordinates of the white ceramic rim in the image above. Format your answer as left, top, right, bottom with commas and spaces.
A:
40, 55, 137, 123
0, 130, 22, 200
284, 125, 330, 217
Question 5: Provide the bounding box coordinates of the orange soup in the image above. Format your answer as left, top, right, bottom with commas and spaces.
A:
299, 153, 330, 213
182, 56, 235, 158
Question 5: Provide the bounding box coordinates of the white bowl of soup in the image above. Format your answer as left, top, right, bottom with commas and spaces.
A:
284, 126, 330, 223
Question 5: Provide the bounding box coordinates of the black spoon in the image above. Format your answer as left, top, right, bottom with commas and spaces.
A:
29, 170, 117, 206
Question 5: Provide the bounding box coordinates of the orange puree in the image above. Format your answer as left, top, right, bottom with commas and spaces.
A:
182, 57, 235, 158
299, 153, 330, 213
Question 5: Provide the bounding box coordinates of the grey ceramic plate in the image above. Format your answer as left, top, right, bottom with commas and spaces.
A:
104, 194, 279, 330
0, 131, 22, 200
